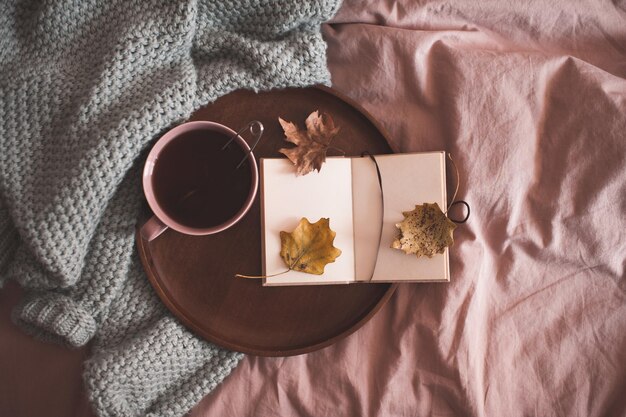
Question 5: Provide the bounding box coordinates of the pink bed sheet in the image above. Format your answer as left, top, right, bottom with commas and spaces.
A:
192, 1, 626, 416
2, 1, 626, 416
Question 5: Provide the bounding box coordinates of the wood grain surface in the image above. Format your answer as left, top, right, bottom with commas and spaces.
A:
137, 86, 397, 356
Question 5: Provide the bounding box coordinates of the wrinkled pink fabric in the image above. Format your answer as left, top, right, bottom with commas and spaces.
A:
192, 1, 626, 416
2, 1, 626, 417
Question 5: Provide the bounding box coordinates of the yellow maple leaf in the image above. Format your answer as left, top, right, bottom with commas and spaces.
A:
280, 217, 342, 275
391, 203, 457, 258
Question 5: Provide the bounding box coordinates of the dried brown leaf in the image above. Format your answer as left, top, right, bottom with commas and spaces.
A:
391, 203, 457, 258
278, 111, 340, 176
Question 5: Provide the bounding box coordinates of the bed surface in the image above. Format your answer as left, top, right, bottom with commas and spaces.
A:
2, 1, 625, 416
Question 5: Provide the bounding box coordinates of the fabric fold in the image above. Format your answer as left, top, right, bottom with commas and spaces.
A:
0, 202, 19, 288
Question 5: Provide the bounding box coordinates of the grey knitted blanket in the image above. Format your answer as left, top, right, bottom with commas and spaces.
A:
0, 1, 340, 416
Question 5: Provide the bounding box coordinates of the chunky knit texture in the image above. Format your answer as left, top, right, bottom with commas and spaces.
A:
0, 1, 340, 416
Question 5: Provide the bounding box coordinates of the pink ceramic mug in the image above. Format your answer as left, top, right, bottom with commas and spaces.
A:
141, 121, 260, 241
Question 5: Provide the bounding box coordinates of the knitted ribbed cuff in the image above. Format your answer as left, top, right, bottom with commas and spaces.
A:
12, 292, 97, 347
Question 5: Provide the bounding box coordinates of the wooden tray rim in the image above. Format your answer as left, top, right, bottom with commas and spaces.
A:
137, 85, 399, 357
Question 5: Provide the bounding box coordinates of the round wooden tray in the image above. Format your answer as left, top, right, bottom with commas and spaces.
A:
137, 86, 397, 356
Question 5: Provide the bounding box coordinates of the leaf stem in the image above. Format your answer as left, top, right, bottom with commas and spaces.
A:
234, 269, 290, 279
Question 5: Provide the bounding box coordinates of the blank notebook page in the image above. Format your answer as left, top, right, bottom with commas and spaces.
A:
261, 158, 356, 285
370, 152, 449, 282
351, 157, 383, 281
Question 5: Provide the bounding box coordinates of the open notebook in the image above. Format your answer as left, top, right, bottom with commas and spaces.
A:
260, 152, 449, 286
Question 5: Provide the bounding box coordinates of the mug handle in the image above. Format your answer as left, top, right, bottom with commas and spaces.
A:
140, 216, 168, 242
